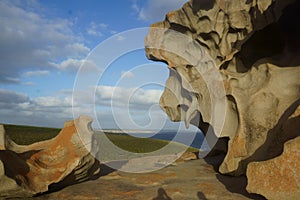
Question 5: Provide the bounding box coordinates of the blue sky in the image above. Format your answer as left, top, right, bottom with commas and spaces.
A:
0, 0, 192, 130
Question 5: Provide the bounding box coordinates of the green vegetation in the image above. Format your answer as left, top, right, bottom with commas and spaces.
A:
4, 124, 60, 145
105, 134, 169, 153
98, 133, 197, 153
95, 132, 198, 162
3, 124, 198, 156
96, 133, 199, 154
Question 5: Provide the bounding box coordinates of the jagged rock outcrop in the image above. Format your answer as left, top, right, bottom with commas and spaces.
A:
0, 115, 100, 198
145, 0, 300, 178
246, 136, 300, 200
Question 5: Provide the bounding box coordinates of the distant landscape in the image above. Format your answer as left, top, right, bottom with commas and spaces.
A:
4, 124, 200, 155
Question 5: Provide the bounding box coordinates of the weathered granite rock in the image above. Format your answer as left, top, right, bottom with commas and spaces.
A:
145, 0, 300, 176
0, 158, 32, 198
33, 158, 263, 200
0, 116, 100, 197
176, 151, 198, 163
246, 136, 300, 200
1, 125, 30, 197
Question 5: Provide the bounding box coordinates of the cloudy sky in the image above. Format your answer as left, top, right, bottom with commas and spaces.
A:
0, 0, 189, 129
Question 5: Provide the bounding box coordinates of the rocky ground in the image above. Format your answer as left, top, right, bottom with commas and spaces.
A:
17, 155, 265, 200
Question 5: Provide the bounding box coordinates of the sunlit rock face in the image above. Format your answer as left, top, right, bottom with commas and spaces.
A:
145, 0, 300, 176
246, 136, 300, 200
0, 116, 100, 198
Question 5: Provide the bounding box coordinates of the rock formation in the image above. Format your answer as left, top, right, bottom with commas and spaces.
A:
246, 136, 300, 200
145, 0, 300, 173
145, 0, 300, 198
0, 115, 100, 198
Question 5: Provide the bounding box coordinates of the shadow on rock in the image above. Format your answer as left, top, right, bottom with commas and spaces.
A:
0, 150, 36, 181
197, 191, 207, 200
216, 174, 266, 200
96, 163, 116, 178
203, 153, 226, 172
42, 159, 102, 195
153, 188, 172, 200
203, 153, 265, 199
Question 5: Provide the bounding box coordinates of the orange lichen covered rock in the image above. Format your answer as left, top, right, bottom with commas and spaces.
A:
246, 137, 300, 200
0, 116, 100, 197
175, 151, 198, 164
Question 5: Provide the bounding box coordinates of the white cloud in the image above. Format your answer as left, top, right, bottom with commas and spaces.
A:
22, 82, 35, 86
0, 88, 73, 127
52, 58, 100, 73
55, 58, 84, 71
130, 89, 163, 105
0, 1, 90, 83
87, 29, 103, 37
117, 35, 126, 41
1, 77, 21, 84
99, 23, 108, 29
64, 43, 90, 58
0, 89, 29, 104
86, 21, 108, 37
95, 85, 162, 108
131, 1, 140, 13
24, 70, 50, 77
0, 87, 174, 129
110, 30, 117, 35
93, 85, 171, 130
34, 96, 71, 107
135, 0, 188, 22
121, 71, 135, 79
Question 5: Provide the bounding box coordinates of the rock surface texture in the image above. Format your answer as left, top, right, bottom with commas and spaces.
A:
145, 0, 300, 198
246, 136, 300, 200
145, 0, 300, 173
29, 158, 264, 200
0, 116, 100, 198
